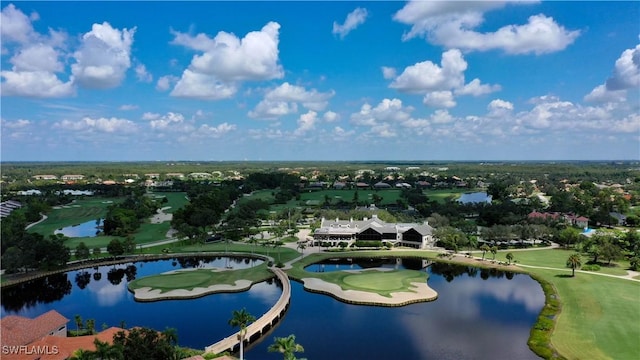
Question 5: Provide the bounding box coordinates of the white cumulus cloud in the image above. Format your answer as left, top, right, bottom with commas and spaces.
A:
0, 4, 73, 97
423, 91, 456, 108
54, 116, 138, 133
71, 22, 135, 89
294, 111, 318, 136
333, 7, 368, 39
585, 44, 639, 103
394, 1, 579, 55
390, 49, 467, 93
171, 22, 283, 99
249, 82, 334, 119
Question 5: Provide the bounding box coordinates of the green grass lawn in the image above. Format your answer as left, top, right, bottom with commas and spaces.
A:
493, 249, 630, 276
337, 269, 428, 296
28, 197, 121, 236
128, 263, 273, 293
298, 189, 403, 206
422, 188, 471, 203
527, 268, 640, 360
175, 242, 301, 264
31, 192, 189, 251
148, 191, 189, 213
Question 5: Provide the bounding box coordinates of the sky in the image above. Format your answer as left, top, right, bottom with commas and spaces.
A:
1, 1, 639, 162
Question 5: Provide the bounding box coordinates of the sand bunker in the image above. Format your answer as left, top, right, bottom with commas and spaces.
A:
132, 279, 253, 301
300, 277, 437, 306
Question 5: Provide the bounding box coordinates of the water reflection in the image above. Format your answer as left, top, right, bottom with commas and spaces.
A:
1, 258, 544, 359
55, 219, 103, 238
1, 273, 72, 312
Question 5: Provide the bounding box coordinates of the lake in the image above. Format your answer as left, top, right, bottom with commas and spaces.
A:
1, 257, 544, 359
55, 219, 103, 238
457, 192, 493, 204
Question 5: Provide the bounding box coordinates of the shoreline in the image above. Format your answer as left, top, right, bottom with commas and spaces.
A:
299, 276, 438, 307
131, 279, 254, 302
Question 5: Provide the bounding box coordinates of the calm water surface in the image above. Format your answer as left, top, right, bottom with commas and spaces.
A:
54, 219, 103, 238
1, 258, 544, 360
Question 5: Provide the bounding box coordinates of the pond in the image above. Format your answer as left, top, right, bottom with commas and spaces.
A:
458, 191, 493, 204
1, 257, 544, 359
54, 219, 103, 238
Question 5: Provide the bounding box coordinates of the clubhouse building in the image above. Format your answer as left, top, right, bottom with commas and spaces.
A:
313, 214, 435, 249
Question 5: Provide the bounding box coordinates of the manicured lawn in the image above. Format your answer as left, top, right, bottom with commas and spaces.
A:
128, 263, 273, 293
298, 189, 403, 206
31, 192, 189, 250
494, 249, 630, 276
338, 269, 428, 295
176, 242, 301, 264
28, 197, 120, 236
422, 188, 470, 203
149, 191, 189, 213
527, 268, 640, 360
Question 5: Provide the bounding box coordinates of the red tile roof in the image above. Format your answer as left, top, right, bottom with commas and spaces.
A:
2, 327, 126, 360
1, 310, 68, 347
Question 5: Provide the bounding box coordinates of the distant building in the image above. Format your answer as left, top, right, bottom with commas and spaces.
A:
0, 200, 22, 218
313, 215, 434, 249
165, 173, 185, 179
609, 212, 627, 226
32, 175, 58, 180
373, 182, 392, 189
189, 172, 212, 179
61, 175, 84, 181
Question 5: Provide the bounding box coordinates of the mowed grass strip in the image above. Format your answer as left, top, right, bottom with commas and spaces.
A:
494, 248, 630, 276
528, 268, 640, 360
128, 263, 273, 294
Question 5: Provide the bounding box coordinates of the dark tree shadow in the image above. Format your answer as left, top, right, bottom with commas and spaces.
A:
555, 274, 574, 278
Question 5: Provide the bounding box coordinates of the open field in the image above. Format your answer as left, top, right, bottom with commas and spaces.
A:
423, 188, 471, 203
528, 268, 640, 360
176, 242, 302, 264
28, 197, 120, 236
148, 191, 189, 213
28, 192, 189, 250
493, 248, 630, 276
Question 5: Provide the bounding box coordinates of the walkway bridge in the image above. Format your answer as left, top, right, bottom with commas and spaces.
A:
205, 267, 291, 355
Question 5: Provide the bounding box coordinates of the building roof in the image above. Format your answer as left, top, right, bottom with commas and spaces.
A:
1, 310, 69, 347
2, 327, 126, 360
315, 216, 432, 237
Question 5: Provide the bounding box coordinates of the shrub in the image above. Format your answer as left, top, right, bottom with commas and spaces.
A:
581, 264, 600, 271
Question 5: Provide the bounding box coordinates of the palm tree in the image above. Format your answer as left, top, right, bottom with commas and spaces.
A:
490, 246, 498, 260
86, 318, 96, 335
74, 314, 83, 334
69, 348, 94, 360
268, 334, 305, 360
566, 253, 582, 277
228, 308, 256, 360
506, 252, 514, 265
297, 242, 307, 257
92, 338, 122, 360
480, 244, 490, 260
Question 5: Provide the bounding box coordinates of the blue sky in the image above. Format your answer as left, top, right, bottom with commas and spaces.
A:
1, 1, 639, 161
